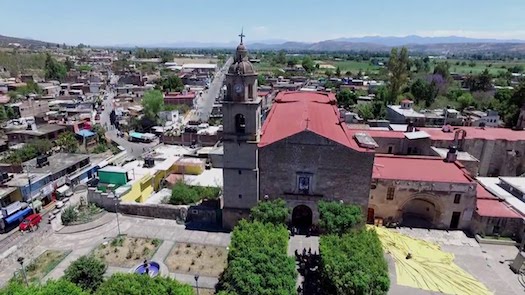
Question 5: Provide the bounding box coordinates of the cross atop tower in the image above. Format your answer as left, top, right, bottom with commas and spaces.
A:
238, 28, 245, 44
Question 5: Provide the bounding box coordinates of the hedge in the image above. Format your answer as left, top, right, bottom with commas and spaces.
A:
218, 220, 297, 295
319, 229, 390, 295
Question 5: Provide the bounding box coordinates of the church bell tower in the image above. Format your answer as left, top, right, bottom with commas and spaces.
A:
221, 31, 262, 230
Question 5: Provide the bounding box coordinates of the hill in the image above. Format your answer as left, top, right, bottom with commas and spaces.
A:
0, 34, 55, 47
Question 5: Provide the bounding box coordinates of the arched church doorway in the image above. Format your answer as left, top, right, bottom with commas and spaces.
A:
401, 198, 437, 228
292, 205, 313, 229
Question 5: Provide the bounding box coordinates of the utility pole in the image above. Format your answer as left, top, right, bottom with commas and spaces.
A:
23, 164, 36, 214
194, 274, 200, 295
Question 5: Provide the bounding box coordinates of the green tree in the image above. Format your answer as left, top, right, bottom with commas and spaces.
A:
91, 124, 106, 143
433, 62, 450, 80
30, 139, 53, 155
318, 201, 363, 235
301, 57, 316, 72
275, 50, 286, 64
335, 66, 341, 77
141, 90, 164, 121
6, 106, 16, 119
56, 132, 78, 153
410, 78, 438, 107
257, 74, 267, 86
286, 57, 299, 67
0, 106, 7, 122
324, 70, 334, 77
160, 75, 184, 92
465, 69, 493, 92
250, 199, 290, 225
64, 57, 74, 71
61, 206, 79, 225
218, 221, 296, 295
336, 89, 357, 109
95, 273, 193, 295
320, 230, 390, 295
64, 256, 106, 293
44, 53, 67, 81
356, 103, 374, 121
0, 280, 88, 295
497, 84, 525, 127
457, 93, 476, 110
386, 47, 410, 104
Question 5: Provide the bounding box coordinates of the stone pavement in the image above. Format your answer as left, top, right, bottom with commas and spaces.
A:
0, 213, 230, 288
387, 228, 525, 295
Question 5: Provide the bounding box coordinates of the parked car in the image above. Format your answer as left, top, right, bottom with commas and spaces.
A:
19, 214, 42, 231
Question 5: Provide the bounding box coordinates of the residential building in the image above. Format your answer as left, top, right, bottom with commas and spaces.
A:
387, 100, 426, 126
6, 124, 66, 144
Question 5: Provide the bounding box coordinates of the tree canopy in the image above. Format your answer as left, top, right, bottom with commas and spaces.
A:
301, 57, 316, 73
64, 256, 106, 293
159, 75, 184, 92
336, 89, 357, 109
250, 199, 290, 225
169, 182, 221, 205
320, 230, 390, 295
94, 273, 193, 295
386, 47, 409, 104
141, 90, 164, 122
0, 280, 88, 295
56, 132, 78, 153
2, 139, 53, 164
410, 78, 438, 107
44, 53, 67, 81
218, 221, 297, 295
318, 201, 363, 235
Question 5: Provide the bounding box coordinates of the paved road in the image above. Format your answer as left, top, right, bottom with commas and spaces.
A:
100, 83, 158, 158
192, 57, 233, 122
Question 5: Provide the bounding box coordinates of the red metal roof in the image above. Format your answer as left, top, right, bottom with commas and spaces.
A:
372, 154, 472, 184
357, 126, 525, 142
259, 91, 366, 151
476, 199, 523, 218
476, 184, 498, 200
164, 92, 196, 100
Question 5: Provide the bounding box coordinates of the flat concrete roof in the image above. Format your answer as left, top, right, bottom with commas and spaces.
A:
477, 177, 525, 216
6, 124, 65, 136
388, 105, 425, 118
23, 153, 89, 175
499, 177, 525, 194
0, 187, 17, 199
6, 172, 49, 187
431, 147, 479, 162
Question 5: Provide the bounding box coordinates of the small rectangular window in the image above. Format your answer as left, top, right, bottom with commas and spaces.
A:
238, 170, 242, 175
387, 146, 393, 154
454, 194, 461, 204
238, 194, 242, 199
387, 187, 395, 200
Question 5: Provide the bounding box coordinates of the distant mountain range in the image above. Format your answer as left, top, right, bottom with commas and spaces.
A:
3, 33, 525, 54
0, 34, 54, 47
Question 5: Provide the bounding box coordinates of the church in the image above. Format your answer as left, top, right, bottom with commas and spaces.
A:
221, 35, 375, 229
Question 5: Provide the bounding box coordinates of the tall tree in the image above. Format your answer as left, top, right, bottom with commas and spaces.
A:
64, 57, 74, 71
44, 53, 67, 81
301, 56, 315, 73
141, 90, 164, 122
433, 61, 450, 81
335, 66, 342, 77
386, 47, 410, 104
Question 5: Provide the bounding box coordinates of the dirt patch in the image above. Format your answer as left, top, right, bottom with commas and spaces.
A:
172, 57, 218, 65
18, 250, 69, 283
165, 243, 227, 277
93, 236, 161, 268
194, 288, 214, 295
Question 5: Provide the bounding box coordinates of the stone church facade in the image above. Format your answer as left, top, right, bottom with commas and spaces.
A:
221, 38, 374, 229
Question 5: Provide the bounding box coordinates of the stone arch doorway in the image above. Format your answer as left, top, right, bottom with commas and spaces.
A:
401, 198, 438, 228
292, 205, 313, 229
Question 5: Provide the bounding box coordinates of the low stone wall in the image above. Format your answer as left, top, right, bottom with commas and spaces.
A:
87, 188, 219, 225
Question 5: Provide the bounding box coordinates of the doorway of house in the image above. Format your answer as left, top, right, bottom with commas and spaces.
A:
450, 211, 461, 229
292, 205, 313, 233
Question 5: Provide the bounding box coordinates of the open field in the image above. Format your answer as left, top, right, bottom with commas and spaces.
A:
443, 59, 525, 75
93, 236, 161, 268
165, 243, 227, 277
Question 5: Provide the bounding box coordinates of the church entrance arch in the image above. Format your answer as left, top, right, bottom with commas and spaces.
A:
292, 205, 313, 229
401, 198, 437, 228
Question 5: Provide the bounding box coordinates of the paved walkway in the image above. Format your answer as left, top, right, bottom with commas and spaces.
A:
288, 235, 319, 292
0, 213, 230, 288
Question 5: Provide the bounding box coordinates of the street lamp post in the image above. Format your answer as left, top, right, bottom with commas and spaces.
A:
23, 164, 36, 214
194, 273, 200, 295
17, 257, 28, 287
109, 192, 121, 236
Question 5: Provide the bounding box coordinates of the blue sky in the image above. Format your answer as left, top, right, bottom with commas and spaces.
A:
1, 0, 525, 45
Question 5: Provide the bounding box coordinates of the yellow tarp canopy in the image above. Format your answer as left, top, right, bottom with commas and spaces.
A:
373, 226, 492, 295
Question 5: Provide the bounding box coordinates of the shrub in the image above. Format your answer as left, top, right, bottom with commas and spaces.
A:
0, 279, 88, 295
64, 256, 106, 293
95, 273, 193, 295
169, 182, 220, 205
250, 199, 290, 225
61, 206, 79, 225
319, 229, 390, 295
217, 221, 296, 295
318, 201, 363, 235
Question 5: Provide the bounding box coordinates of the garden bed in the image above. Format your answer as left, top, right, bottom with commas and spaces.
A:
165, 243, 227, 277
93, 236, 162, 268
62, 203, 104, 226
15, 250, 69, 284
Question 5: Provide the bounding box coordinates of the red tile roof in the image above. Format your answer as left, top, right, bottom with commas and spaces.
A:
476, 199, 523, 218
164, 92, 196, 100
372, 154, 472, 184
259, 91, 366, 151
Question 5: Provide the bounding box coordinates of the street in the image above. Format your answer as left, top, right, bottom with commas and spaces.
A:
191, 57, 233, 122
